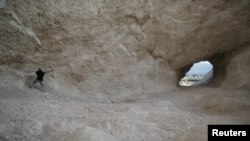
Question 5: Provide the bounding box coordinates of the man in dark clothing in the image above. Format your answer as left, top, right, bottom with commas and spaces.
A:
30, 68, 53, 92
36, 69, 45, 81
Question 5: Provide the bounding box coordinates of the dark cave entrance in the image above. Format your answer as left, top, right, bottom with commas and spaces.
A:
178, 61, 214, 87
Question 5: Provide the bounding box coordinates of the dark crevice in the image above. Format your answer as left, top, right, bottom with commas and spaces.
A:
208, 53, 226, 87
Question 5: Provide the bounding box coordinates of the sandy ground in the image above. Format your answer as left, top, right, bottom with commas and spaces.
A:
0, 74, 250, 141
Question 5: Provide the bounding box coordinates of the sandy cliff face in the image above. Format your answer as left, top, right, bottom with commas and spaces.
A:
0, 0, 250, 93
1, 1, 250, 141
221, 46, 250, 90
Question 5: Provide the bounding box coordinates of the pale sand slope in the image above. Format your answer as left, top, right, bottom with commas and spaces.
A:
0, 74, 250, 141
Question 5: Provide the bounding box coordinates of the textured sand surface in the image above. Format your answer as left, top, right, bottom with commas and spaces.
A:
0, 73, 249, 141
0, 0, 250, 140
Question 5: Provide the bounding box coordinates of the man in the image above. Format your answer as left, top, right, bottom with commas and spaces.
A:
30, 68, 53, 92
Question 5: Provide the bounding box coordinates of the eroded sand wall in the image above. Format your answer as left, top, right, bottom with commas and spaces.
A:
0, 0, 249, 93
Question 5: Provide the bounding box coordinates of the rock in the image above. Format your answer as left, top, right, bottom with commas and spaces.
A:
222, 46, 250, 90
55, 126, 116, 141
0, 0, 249, 92
0, 2, 250, 140
170, 127, 206, 141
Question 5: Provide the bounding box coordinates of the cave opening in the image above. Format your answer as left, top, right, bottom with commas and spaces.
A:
179, 61, 213, 87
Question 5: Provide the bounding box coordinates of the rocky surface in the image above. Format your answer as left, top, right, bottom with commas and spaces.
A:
0, 0, 250, 140
221, 46, 250, 89
0, 74, 249, 141
1, 0, 250, 90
